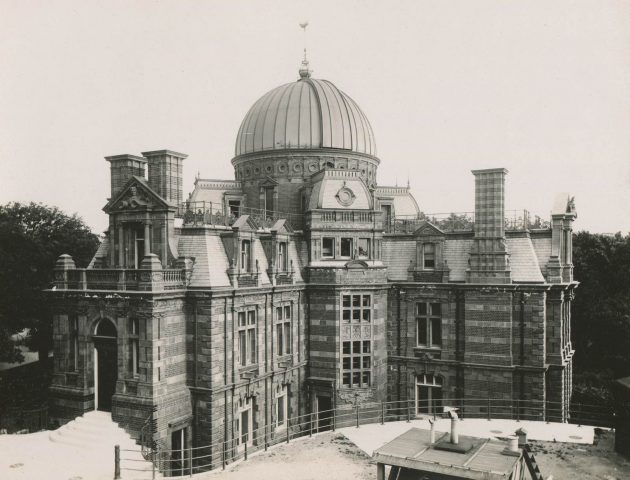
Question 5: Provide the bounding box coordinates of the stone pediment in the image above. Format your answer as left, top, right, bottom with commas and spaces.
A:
270, 218, 294, 234
232, 214, 258, 232
104, 176, 170, 213
413, 221, 444, 237
259, 176, 279, 187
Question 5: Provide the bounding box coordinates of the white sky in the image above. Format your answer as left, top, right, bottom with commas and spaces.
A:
1, 0, 629, 234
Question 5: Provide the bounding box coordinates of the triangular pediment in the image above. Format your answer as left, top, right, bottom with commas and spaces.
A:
413, 221, 445, 237
103, 176, 170, 213
232, 214, 258, 231
270, 218, 294, 234
259, 176, 279, 187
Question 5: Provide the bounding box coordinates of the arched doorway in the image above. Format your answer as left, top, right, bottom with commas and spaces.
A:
93, 319, 117, 412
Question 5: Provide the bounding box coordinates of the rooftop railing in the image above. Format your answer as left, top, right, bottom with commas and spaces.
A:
386, 210, 551, 234
177, 202, 303, 229
119, 397, 617, 478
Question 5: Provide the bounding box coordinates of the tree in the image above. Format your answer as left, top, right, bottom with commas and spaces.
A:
0, 202, 100, 362
572, 231, 630, 405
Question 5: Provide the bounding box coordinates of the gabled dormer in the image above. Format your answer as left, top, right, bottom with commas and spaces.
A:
408, 221, 449, 282
226, 215, 263, 287
102, 176, 178, 269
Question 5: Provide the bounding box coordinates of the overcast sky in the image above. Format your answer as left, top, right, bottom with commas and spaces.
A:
1, 0, 629, 234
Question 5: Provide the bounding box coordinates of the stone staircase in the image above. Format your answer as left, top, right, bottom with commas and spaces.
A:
49, 411, 158, 479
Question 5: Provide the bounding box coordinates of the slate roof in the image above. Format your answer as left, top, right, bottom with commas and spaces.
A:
177, 232, 231, 288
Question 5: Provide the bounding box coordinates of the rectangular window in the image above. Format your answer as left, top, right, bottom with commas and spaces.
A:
322, 238, 334, 258
416, 302, 442, 348
423, 243, 436, 269
341, 293, 372, 388
278, 242, 288, 271
228, 200, 241, 217
238, 310, 257, 366
275, 305, 291, 356
275, 386, 287, 428
130, 318, 139, 377
241, 240, 251, 272
358, 238, 370, 258
340, 238, 352, 257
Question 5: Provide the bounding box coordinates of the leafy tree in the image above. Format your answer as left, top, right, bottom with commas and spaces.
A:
0, 202, 100, 362
572, 231, 630, 405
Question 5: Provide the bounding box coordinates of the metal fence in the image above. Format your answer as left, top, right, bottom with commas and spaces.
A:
116, 397, 618, 479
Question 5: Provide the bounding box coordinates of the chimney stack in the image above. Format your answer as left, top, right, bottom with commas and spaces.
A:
142, 150, 187, 205
105, 154, 147, 198
467, 168, 511, 284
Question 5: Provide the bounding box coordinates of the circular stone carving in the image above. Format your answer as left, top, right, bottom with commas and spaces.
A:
278, 163, 287, 173
265, 164, 273, 173
254, 166, 260, 175
336, 186, 356, 207
308, 162, 318, 172
293, 162, 303, 173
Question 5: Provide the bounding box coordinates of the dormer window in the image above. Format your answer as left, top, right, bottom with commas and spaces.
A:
423, 243, 435, 269
358, 238, 370, 259
241, 240, 251, 272
278, 242, 288, 271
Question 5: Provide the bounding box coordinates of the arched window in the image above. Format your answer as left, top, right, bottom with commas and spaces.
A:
95, 318, 117, 338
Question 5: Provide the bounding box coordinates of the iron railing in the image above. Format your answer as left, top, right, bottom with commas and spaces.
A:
54, 268, 188, 291
115, 397, 617, 478
177, 202, 303, 229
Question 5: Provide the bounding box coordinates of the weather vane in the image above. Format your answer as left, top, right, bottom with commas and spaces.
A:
298, 21, 311, 78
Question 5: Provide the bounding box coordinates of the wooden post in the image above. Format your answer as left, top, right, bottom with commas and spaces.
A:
356, 405, 360, 428
114, 445, 121, 480
381, 402, 385, 425
188, 444, 193, 477
407, 402, 411, 423
488, 397, 491, 421
286, 417, 290, 444
309, 412, 313, 437
244, 441, 248, 461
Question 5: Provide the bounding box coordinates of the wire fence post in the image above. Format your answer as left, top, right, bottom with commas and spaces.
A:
244, 441, 248, 461
114, 445, 121, 480
189, 444, 193, 477
264, 424, 268, 451
309, 412, 313, 437
407, 401, 411, 423
381, 402, 385, 425
332, 408, 336, 432
222, 441, 225, 470
286, 417, 290, 444
356, 405, 360, 428
487, 397, 491, 421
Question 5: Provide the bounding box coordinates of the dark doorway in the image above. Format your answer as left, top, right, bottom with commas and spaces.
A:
317, 395, 332, 431
171, 428, 187, 476
94, 319, 117, 412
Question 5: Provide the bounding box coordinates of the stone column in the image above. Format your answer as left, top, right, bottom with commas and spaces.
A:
118, 223, 124, 267
144, 222, 151, 257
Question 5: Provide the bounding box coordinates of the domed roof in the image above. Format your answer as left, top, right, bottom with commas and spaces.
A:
235, 77, 376, 157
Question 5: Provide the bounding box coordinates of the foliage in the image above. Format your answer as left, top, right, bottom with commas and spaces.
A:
0, 202, 100, 362
572, 231, 630, 405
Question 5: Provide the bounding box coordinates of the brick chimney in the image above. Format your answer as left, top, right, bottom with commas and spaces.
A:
105, 154, 147, 198
142, 150, 187, 205
466, 168, 511, 284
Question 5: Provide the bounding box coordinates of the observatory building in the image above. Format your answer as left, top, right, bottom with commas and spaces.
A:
48, 60, 577, 465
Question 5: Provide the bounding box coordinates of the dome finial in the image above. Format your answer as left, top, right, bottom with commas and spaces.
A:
299, 21, 311, 79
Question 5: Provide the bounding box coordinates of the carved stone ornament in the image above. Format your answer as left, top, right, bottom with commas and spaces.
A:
335, 184, 356, 207
117, 183, 151, 210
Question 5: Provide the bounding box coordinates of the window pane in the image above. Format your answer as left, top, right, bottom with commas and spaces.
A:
284, 306, 291, 319
352, 310, 360, 321
343, 358, 351, 370
362, 356, 371, 368
362, 310, 370, 322
247, 311, 255, 325
343, 310, 351, 322
343, 295, 351, 307
341, 238, 352, 257
239, 331, 246, 365
278, 397, 285, 424
343, 373, 351, 386
248, 329, 256, 364
276, 324, 283, 355
362, 296, 370, 307
353, 341, 361, 354
322, 238, 334, 257
352, 295, 361, 307
284, 324, 291, 355
343, 342, 351, 355
238, 312, 246, 327
431, 318, 442, 346
431, 303, 441, 316
417, 303, 427, 316
362, 341, 371, 353
353, 357, 361, 369
417, 318, 428, 345
362, 372, 371, 386
276, 307, 282, 320
358, 238, 369, 257
352, 372, 360, 386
